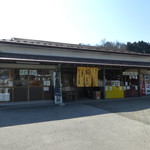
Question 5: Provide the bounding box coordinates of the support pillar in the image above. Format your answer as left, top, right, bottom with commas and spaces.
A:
103, 67, 106, 99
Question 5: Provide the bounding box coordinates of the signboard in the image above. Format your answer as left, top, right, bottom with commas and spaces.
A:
54, 65, 62, 104
29, 70, 37, 76
123, 72, 138, 76
19, 70, 28, 75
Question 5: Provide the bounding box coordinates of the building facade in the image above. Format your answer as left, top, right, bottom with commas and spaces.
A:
0, 38, 150, 103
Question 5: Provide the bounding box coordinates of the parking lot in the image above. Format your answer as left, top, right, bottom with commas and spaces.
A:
88, 96, 150, 125
0, 96, 150, 150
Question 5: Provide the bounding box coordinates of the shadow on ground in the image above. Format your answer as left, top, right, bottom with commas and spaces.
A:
87, 96, 150, 113
0, 96, 150, 127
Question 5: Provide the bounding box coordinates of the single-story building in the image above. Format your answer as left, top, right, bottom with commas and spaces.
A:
0, 38, 150, 104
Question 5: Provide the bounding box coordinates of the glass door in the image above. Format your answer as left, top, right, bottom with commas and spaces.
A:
29, 69, 43, 101
13, 68, 53, 102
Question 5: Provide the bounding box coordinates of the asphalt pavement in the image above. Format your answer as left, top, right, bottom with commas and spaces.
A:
0, 96, 150, 150
87, 96, 150, 125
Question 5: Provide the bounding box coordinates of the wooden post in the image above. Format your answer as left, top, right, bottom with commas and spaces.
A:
103, 67, 106, 99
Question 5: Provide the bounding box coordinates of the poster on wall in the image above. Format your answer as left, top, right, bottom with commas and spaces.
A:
44, 87, 49, 91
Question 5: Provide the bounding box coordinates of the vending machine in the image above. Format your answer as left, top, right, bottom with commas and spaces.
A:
145, 75, 150, 95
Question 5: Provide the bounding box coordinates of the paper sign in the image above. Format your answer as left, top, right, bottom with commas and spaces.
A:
110, 86, 112, 91
124, 86, 126, 90
127, 86, 130, 90
47, 81, 50, 86
44, 87, 49, 91
8, 81, 13, 87
29, 70, 37, 76
20, 70, 28, 75
115, 81, 120, 86
135, 86, 138, 90
44, 81, 47, 86
105, 87, 108, 91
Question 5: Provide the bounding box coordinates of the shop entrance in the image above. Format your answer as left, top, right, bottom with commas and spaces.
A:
14, 69, 53, 101
0, 69, 54, 102
61, 66, 142, 102
61, 67, 104, 102
105, 69, 139, 98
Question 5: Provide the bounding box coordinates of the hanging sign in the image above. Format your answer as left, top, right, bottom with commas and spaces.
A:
54, 65, 62, 104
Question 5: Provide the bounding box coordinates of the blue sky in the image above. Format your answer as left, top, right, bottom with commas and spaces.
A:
0, 0, 150, 45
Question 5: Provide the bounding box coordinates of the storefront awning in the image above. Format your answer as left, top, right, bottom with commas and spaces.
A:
0, 53, 150, 68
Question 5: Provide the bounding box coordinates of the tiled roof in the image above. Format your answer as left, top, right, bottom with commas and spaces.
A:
0, 38, 150, 56
0, 52, 150, 68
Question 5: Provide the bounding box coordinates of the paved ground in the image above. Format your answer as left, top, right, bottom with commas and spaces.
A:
0, 96, 150, 150
87, 96, 150, 125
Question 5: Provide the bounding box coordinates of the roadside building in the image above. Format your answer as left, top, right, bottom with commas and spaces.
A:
0, 38, 150, 103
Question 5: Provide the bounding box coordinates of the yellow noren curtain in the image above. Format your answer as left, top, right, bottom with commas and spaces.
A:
77, 67, 98, 87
